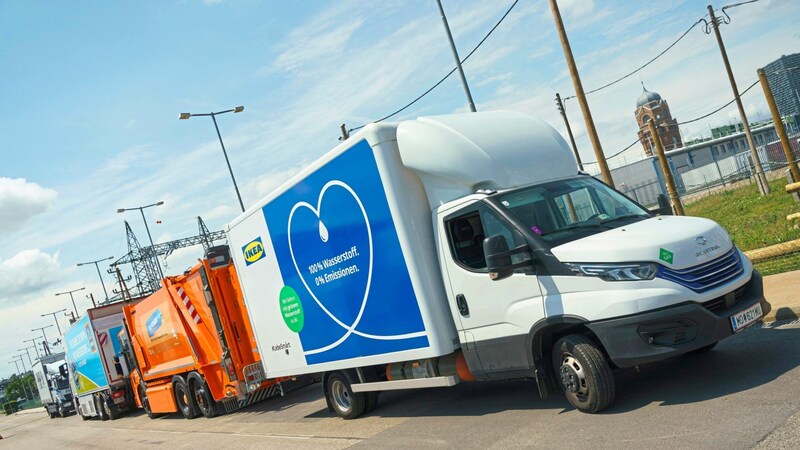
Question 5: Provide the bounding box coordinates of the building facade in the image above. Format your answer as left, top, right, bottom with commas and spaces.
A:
765, 53, 800, 119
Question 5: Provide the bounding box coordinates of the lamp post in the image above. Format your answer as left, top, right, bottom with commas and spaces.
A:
55, 287, 85, 318
117, 201, 164, 279
31, 325, 54, 355
23, 338, 40, 359
179, 106, 246, 212
18, 347, 33, 366
41, 308, 67, 336
77, 256, 114, 302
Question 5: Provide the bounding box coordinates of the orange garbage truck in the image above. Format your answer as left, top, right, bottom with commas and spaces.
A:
118, 246, 288, 419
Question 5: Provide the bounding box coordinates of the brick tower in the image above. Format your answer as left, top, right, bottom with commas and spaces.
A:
635, 83, 683, 156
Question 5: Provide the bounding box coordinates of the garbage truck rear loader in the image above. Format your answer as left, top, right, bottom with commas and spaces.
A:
119, 248, 292, 419
226, 111, 769, 417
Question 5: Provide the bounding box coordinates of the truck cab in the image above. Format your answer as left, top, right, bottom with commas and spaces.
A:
437, 173, 768, 411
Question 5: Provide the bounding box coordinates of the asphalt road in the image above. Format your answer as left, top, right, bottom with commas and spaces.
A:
2, 320, 799, 449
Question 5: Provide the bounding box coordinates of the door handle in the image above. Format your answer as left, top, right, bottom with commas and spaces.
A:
456, 294, 470, 316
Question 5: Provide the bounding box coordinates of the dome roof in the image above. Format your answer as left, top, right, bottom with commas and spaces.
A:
636, 85, 661, 108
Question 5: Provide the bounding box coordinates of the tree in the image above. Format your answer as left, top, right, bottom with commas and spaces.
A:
4, 373, 36, 402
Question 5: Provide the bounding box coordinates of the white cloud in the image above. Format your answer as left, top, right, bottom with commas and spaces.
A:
0, 178, 57, 234
0, 249, 62, 300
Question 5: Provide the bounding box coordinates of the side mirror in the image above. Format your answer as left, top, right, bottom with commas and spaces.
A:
59, 363, 69, 378
484, 235, 514, 281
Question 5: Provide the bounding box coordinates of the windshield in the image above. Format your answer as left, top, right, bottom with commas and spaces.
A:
55, 377, 70, 390
493, 176, 650, 247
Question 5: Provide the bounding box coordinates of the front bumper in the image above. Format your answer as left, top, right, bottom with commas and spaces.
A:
586, 270, 770, 368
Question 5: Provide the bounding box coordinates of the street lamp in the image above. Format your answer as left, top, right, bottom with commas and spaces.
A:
18, 347, 34, 366
179, 106, 246, 212
77, 256, 114, 301
31, 325, 54, 355
117, 201, 164, 279
55, 287, 86, 317
23, 338, 41, 359
41, 308, 67, 335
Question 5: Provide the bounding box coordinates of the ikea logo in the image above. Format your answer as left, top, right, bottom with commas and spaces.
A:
242, 237, 266, 266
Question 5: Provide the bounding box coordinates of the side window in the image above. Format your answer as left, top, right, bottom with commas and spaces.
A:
446, 206, 528, 272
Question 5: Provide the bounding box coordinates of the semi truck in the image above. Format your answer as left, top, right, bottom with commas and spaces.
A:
223, 110, 769, 417
32, 352, 75, 418
119, 247, 291, 419
64, 301, 140, 420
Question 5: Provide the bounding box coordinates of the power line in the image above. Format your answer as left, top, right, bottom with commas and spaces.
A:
348, 0, 519, 133
564, 19, 703, 100
584, 78, 760, 165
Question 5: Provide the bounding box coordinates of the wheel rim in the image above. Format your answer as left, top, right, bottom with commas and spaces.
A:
330, 379, 351, 413
194, 385, 209, 414
559, 354, 589, 401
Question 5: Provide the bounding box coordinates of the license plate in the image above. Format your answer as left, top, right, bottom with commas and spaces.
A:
730, 302, 763, 332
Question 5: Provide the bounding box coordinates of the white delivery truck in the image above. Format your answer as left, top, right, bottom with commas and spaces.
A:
227, 111, 770, 417
32, 352, 75, 418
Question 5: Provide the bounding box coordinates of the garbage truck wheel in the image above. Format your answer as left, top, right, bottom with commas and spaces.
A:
139, 385, 158, 419
326, 371, 366, 420
173, 377, 197, 419
552, 334, 615, 414
192, 380, 217, 419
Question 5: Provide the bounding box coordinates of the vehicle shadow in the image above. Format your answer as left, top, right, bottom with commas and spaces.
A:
292, 326, 800, 418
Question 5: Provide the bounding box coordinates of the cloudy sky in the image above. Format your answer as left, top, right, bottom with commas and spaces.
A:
1, 0, 798, 378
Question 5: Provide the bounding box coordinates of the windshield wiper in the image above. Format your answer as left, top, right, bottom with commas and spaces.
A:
543, 223, 614, 235
599, 214, 649, 225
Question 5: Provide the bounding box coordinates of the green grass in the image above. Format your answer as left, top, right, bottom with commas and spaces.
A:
684, 178, 800, 251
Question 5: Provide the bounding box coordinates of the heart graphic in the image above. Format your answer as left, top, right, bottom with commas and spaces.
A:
287, 180, 426, 356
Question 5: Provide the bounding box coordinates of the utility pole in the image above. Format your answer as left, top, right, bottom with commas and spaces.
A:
649, 121, 685, 215
555, 93, 583, 170
87, 292, 97, 309
758, 67, 800, 182
436, 0, 477, 112
706, 5, 769, 195
549, 0, 613, 185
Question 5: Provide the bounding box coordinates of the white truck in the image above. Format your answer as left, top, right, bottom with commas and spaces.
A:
226, 111, 770, 416
32, 352, 76, 418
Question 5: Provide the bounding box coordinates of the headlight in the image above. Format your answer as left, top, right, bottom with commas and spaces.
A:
564, 262, 657, 281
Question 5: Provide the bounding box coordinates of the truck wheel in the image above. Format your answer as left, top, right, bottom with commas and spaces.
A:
57, 404, 65, 418
326, 371, 366, 420
95, 395, 109, 421
138, 385, 158, 420
192, 380, 217, 419
102, 394, 119, 420
552, 334, 615, 414
173, 377, 197, 419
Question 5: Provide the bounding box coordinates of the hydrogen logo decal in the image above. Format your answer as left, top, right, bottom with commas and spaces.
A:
243, 237, 266, 266
263, 139, 428, 365
287, 180, 426, 356
146, 309, 163, 338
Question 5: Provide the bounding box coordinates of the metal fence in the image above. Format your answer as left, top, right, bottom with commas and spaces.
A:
609, 131, 800, 208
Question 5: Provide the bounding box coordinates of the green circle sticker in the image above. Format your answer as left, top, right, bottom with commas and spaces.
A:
280, 286, 304, 333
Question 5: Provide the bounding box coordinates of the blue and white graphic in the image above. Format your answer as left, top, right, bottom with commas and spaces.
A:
146, 309, 163, 338
64, 315, 108, 395
264, 139, 428, 364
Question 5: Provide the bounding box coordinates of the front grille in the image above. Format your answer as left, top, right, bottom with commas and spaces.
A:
703, 285, 747, 314
657, 247, 743, 293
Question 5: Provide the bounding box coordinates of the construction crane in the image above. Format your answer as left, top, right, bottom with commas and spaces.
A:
109, 216, 226, 299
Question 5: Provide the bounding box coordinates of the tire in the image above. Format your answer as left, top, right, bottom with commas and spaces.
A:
95, 395, 109, 421
139, 385, 158, 420
173, 377, 198, 419
48, 408, 55, 419
326, 371, 366, 420
552, 334, 615, 414
57, 404, 65, 418
686, 342, 717, 355
102, 394, 119, 420
191, 379, 217, 419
